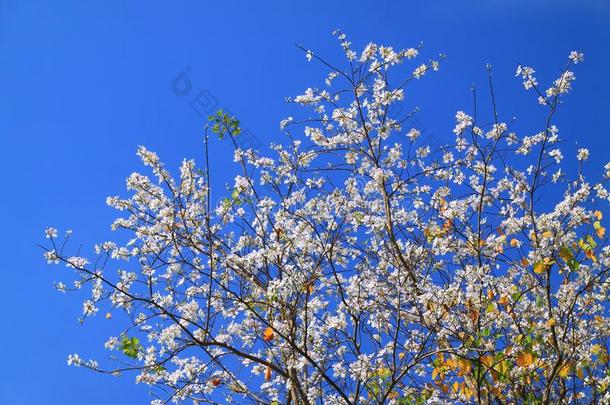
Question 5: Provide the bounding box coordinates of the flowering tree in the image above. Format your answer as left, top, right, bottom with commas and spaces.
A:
43, 33, 610, 404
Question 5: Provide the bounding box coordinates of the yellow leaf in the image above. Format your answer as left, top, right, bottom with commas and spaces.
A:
558, 362, 570, 378
457, 358, 471, 376
377, 367, 391, 378
533, 261, 546, 274
263, 326, 275, 342
542, 230, 553, 238
595, 210, 603, 220
445, 357, 457, 369
546, 318, 556, 328
516, 352, 535, 367
510, 238, 520, 248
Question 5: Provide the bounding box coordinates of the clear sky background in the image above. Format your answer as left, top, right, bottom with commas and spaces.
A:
1, 1, 609, 404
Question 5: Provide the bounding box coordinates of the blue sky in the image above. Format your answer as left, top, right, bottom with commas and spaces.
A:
1, 1, 609, 403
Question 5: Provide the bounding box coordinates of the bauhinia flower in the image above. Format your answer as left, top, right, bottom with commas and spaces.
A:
43, 39, 609, 404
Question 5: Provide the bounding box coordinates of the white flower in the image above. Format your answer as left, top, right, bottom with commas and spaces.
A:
44, 250, 60, 264
453, 111, 473, 135
359, 42, 377, 62
413, 64, 427, 79
55, 282, 66, 292
549, 149, 563, 163
416, 145, 430, 158
577, 148, 589, 161
279, 116, 293, 129
404, 48, 418, 59
83, 300, 99, 316
516, 65, 538, 90
407, 128, 421, 141
67, 354, 81, 366
45, 227, 58, 238
569, 51, 584, 64
104, 336, 119, 350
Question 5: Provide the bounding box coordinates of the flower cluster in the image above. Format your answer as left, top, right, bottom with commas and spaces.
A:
43, 38, 609, 404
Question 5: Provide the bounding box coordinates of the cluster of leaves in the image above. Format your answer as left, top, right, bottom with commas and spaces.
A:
208, 109, 241, 139
119, 335, 141, 359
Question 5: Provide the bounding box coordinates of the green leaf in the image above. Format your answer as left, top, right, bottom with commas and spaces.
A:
231, 189, 240, 201
152, 364, 166, 374
119, 335, 142, 359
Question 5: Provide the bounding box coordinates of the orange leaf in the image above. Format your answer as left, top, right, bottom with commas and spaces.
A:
443, 219, 453, 232
469, 309, 479, 324
263, 326, 275, 342
597, 226, 606, 238
516, 352, 535, 367
265, 365, 272, 381
585, 248, 597, 263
